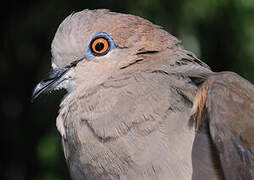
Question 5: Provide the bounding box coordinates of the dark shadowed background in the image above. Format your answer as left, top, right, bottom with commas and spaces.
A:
1, 0, 254, 179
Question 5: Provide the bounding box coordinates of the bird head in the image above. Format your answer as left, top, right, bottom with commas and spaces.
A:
32, 9, 179, 100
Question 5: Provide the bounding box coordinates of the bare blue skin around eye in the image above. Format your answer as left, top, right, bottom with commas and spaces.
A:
85, 32, 117, 58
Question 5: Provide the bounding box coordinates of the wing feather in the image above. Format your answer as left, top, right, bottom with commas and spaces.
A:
191, 72, 254, 180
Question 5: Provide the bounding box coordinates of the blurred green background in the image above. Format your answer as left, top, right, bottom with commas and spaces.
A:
1, 0, 254, 180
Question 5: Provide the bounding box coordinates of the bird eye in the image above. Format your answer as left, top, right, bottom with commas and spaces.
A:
90, 37, 110, 56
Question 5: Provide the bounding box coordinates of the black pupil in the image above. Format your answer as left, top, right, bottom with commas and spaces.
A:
95, 42, 104, 52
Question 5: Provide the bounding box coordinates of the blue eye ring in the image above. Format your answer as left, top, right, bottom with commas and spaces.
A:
86, 32, 117, 58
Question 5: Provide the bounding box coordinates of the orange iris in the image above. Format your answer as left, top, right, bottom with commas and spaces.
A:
91, 38, 109, 55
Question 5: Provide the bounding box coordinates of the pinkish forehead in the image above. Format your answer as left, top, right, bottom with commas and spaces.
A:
51, 9, 176, 67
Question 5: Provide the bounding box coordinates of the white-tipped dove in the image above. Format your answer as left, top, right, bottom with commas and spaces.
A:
32, 9, 254, 180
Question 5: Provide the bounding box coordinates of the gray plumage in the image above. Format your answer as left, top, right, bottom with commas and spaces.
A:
32, 9, 254, 180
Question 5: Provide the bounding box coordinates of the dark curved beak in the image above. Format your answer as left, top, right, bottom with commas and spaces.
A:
31, 67, 69, 101
31, 58, 84, 102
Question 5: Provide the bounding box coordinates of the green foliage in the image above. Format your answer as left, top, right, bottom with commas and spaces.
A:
180, 0, 254, 81
36, 131, 67, 180
37, 132, 60, 168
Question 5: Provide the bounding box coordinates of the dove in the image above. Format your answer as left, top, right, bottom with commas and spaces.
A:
32, 9, 254, 180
